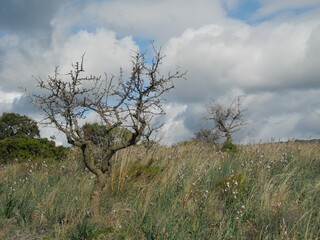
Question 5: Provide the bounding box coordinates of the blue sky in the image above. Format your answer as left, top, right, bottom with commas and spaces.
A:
0, 0, 320, 145
224, 0, 317, 24
224, 0, 261, 22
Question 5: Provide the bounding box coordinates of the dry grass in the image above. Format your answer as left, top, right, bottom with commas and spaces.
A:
0, 140, 319, 239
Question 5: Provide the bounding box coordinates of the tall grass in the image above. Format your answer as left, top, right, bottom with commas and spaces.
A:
0, 141, 319, 239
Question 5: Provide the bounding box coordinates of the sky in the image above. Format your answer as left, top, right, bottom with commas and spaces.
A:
0, 0, 320, 145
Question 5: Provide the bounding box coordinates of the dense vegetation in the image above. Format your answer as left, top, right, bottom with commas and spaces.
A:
82, 122, 133, 147
0, 137, 69, 163
0, 113, 40, 140
0, 113, 69, 164
0, 140, 319, 239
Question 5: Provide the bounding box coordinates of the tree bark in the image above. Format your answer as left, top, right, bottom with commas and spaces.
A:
226, 131, 232, 142
89, 173, 108, 217
82, 143, 108, 217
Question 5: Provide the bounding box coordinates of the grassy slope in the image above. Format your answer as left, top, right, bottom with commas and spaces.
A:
0, 141, 319, 239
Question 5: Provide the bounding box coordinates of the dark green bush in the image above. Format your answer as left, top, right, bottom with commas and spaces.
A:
0, 112, 40, 140
0, 137, 69, 163
139, 139, 158, 149
222, 140, 239, 153
82, 122, 132, 147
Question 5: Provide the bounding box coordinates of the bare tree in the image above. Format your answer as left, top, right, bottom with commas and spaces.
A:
203, 96, 247, 143
23, 47, 185, 217
193, 128, 220, 145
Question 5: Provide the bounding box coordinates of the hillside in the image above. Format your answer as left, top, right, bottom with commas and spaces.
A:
0, 141, 319, 239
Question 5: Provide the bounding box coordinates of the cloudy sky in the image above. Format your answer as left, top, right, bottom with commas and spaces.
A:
1, 0, 320, 145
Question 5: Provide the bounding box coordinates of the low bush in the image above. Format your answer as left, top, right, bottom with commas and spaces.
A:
222, 140, 239, 153
0, 137, 69, 163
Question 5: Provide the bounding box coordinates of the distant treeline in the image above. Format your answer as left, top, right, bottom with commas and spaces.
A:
293, 139, 320, 144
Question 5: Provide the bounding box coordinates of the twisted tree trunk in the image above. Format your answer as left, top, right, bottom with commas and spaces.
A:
89, 173, 108, 217
226, 132, 232, 142
81, 143, 108, 217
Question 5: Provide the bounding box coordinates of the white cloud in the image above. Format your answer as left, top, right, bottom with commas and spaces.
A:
38, 111, 104, 146
1, 0, 320, 145
0, 27, 140, 144
0, 91, 21, 114
254, 113, 301, 141
84, 0, 225, 41
0, 28, 138, 92
47, 28, 138, 75
163, 17, 320, 102
160, 15, 320, 143
241, 89, 320, 142
0, 91, 21, 104
223, 0, 240, 11
161, 103, 190, 145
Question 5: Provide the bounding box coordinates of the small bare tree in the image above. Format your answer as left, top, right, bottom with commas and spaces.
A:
203, 96, 247, 143
23, 47, 185, 217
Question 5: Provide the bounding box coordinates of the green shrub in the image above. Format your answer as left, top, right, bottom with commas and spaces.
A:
139, 140, 158, 149
222, 140, 239, 153
82, 122, 132, 147
0, 112, 40, 140
0, 137, 69, 163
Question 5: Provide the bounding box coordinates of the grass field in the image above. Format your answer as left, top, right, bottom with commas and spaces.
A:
0, 140, 319, 239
